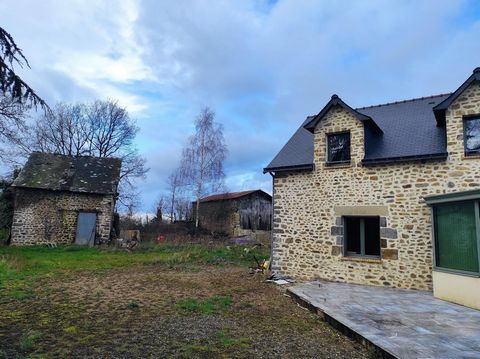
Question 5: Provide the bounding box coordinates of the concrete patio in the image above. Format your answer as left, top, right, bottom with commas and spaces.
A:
288, 280, 480, 359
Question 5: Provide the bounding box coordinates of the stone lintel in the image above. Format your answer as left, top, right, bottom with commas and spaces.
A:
334, 205, 389, 216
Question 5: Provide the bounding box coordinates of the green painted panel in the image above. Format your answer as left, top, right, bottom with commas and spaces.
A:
434, 201, 479, 273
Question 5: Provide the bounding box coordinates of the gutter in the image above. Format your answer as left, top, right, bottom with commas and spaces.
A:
362, 152, 448, 166
268, 171, 275, 271
263, 163, 314, 174
424, 189, 480, 205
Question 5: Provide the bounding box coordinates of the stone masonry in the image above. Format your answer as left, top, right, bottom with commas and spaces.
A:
271, 81, 480, 291
11, 188, 115, 245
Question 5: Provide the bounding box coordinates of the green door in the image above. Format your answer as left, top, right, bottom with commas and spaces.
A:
434, 201, 479, 273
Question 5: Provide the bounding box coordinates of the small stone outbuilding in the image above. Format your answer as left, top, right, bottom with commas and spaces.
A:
11, 152, 121, 246
194, 190, 272, 236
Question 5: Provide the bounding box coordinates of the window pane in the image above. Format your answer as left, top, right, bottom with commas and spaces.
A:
464, 118, 480, 155
364, 217, 380, 256
345, 217, 361, 254
435, 201, 479, 273
328, 133, 351, 162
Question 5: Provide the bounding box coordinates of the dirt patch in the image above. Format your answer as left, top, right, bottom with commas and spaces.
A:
0, 264, 371, 358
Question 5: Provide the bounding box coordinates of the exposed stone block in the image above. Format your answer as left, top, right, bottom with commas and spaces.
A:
331, 245, 343, 256
380, 238, 388, 248
380, 228, 397, 239
380, 217, 387, 227
381, 248, 399, 260
331, 226, 343, 235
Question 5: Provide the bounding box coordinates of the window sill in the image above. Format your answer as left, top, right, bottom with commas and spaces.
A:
462, 154, 480, 160
340, 257, 382, 264
324, 162, 352, 169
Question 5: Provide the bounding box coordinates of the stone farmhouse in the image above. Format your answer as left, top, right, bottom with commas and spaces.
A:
194, 190, 272, 237
264, 68, 480, 310
11, 152, 121, 246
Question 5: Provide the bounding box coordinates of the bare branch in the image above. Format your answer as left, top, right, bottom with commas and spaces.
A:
29, 99, 149, 210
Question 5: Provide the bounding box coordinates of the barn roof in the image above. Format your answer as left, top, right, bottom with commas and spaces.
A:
199, 189, 272, 203
13, 152, 122, 195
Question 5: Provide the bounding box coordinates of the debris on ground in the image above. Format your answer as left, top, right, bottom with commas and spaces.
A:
247, 245, 270, 275
114, 236, 140, 251
266, 272, 295, 285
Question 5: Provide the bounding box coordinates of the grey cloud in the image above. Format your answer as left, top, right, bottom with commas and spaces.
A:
2, 0, 480, 211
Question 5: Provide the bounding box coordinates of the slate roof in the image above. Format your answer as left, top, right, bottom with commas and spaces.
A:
304, 94, 383, 134
199, 189, 272, 203
13, 152, 122, 195
264, 93, 451, 172
433, 67, 480, 125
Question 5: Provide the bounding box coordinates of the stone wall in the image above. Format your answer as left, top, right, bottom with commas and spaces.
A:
11, 188, 115, 245
196, 193, 272, 236
196, 200, 238, 235
271, 82, 480, 291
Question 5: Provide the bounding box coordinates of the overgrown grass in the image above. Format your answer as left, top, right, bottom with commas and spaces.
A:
0, 243, 269, 299
181, 329, 251, 356
176, 295, 233, 314
19, 330, 42, 353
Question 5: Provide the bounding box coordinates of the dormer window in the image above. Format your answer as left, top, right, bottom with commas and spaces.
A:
464, 117, 480, 157
327, 132, 351, 165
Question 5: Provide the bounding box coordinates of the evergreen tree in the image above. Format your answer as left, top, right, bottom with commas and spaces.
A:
0, 27, 48, 110
0, 168, 19, 244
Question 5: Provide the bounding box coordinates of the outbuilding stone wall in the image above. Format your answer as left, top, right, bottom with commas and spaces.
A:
271, 82, 480, 290
196, 193, 272, 236
11, 188, 115, 245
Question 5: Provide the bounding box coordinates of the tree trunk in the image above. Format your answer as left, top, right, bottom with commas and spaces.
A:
170, 192, 175, 224
195, 197, 200, 228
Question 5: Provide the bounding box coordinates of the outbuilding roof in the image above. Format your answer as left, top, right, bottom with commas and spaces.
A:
13, 152, 122, 195
199, 189, 272, 203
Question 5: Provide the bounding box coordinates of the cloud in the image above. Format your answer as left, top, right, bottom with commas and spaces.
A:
2, 0, 480, 211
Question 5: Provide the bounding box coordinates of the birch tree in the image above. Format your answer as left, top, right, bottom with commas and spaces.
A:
180, 107, 227, 228
167, 168, 183, 223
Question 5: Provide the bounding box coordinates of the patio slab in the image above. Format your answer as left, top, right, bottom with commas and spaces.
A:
288, 280, 480, 359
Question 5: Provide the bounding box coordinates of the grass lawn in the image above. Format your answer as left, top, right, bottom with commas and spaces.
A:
0, 243, 370, 358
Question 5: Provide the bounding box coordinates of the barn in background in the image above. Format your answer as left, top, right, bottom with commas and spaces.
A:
193, 190, 272, 237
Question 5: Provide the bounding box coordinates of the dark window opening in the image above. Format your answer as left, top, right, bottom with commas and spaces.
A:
464, 117, 480, 156
327, 132, 351, 164
345, 216, 380, 258
434, 200, 479, 273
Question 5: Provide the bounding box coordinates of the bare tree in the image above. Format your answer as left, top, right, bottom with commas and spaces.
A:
33, 103, 90, 156
175, 197, 191, 221
32, 99, 148, 209
179, 107, 227, 228
167, 168, 183, 223
0, 96, 31, 162
154, 194, 167, 222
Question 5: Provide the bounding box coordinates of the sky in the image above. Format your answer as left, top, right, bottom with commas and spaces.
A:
1, 0, 480, 212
